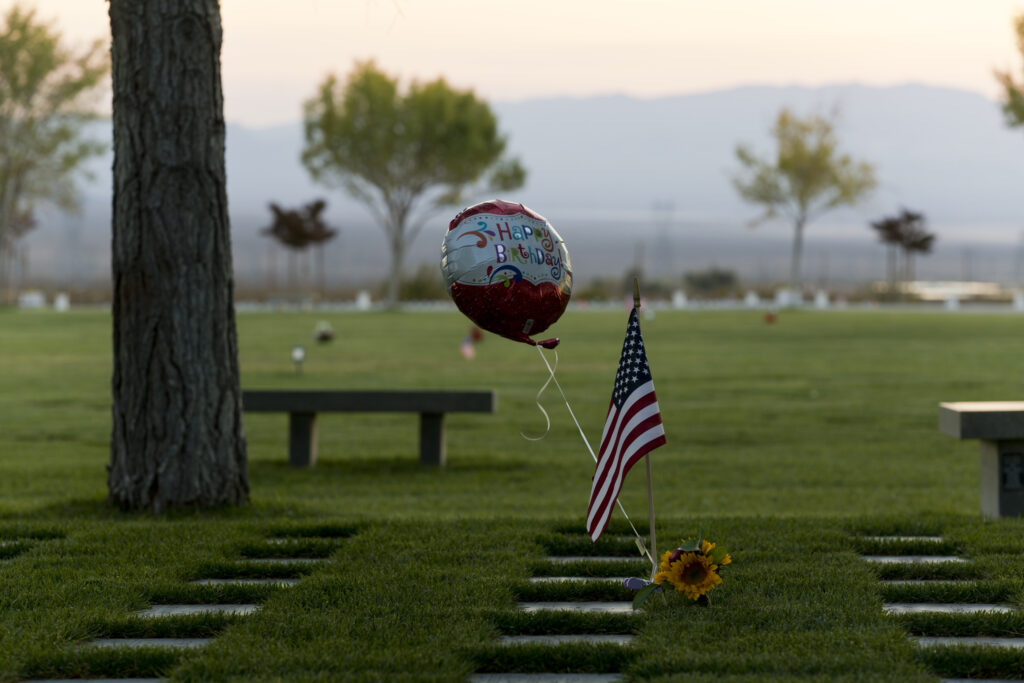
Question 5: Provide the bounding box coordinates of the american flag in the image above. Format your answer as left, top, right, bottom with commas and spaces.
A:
586, 307, 666, 542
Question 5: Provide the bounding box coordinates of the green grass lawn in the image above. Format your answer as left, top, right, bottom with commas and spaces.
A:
1, 307, 1024, 681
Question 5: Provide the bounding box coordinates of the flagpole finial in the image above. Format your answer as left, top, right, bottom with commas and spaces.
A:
633, 277, 641, 311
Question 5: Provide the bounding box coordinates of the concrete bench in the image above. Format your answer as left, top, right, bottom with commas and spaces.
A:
938, 401, 1024, 518
242, 390, 496, 468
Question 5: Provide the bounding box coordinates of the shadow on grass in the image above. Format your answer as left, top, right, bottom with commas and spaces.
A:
15, 497, 318, 522
248, 455, 531, 478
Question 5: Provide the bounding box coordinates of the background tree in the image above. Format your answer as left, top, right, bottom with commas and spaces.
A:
262, 199, 338, 297
301, 61, 526, 307
108, 0, 248, 512
0, 4, 107, 304
870, 209, 936, 293
732, 108, 876, 293
684, 266, 738, 298
870, 213, 903, 288
995, 12, 1024, 129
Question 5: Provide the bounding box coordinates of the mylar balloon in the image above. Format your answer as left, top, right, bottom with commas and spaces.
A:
441, 200, 572, 348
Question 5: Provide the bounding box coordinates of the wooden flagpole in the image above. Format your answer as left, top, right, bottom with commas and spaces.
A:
634, 277, 657, 578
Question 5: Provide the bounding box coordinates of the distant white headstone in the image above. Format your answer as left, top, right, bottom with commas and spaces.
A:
814, 290, 829, 309
17, 290, 45, 309
1013, 290, 1024, 312
775, 288, 801, 307
945, 294, 960, 311
355, 290, 372, 311
743, 291, 760, 307
671, 290, 687, 309
53, 292, 70, 312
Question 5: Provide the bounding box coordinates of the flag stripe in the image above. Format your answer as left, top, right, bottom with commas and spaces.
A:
588, 427, 666, 541
597, 380, 658, 457
588, 423, 666, 541
585, 309, 663, 540
585, 308, 667, 543
587, 392, 661, 522
586, 407, 665, 536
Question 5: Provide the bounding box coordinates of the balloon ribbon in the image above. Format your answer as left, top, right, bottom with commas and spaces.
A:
527, 344, 655, 568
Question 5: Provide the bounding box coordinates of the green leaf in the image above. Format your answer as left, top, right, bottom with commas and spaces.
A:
676, 540, 700, 552
632, 583, 661, 610
708, 545, 731, 564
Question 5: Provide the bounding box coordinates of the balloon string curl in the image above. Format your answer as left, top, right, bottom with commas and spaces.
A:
525, 345, 655, 566
520, 350, 557, 441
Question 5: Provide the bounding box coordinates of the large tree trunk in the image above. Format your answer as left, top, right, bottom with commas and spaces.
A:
108, 0, 248, 512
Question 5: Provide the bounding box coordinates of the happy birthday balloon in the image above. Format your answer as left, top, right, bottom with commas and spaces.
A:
441, 200, 572, 348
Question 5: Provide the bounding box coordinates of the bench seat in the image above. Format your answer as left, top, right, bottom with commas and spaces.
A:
243, 389, 496, 468
939, 401, 1024, 518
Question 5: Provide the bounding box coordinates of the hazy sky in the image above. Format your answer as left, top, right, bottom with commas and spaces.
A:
21, 0, 1024, 128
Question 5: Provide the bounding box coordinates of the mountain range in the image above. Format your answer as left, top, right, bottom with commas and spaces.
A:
25, 83, 1024, 290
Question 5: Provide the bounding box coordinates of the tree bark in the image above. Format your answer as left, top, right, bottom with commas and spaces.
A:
316, 244, 325, 300
386, 229, 405, 308
108, 0, 248, 512
789, 217, 805, 294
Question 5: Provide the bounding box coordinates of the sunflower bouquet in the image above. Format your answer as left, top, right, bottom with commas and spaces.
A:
627, 535, 732, 608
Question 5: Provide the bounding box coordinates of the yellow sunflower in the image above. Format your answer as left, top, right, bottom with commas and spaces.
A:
705, 541, 732, 567
654, 548, 724, 601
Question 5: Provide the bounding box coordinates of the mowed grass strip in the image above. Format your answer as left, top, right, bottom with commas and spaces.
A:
880, 580, 1020, 604
471, 641, 638, 675
491, 609, 643, 636
19, 646, 182, 682
237, 537, 343, 559
2, 309, 1024, 680
917, 644, 1024, 680
513, 578, 634, 602
1, 308, 1020, 518
895, 610, 1024, 637
0, 514, 960, 681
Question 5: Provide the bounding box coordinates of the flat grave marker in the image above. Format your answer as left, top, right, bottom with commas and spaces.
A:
470, 675, 622, 683
879, 579, 977, 585
914, 636, 1024, 649
84, 638, 212, 649
135, 604, 260, 617
527, 576, 630, 583
237, 557, 325, 565
518, 601, 633, 614
861, 555, 967, 564
499, 635, 634, 646
190, 578, 298, 586
22, 679, 164, 683
543, 556, 640, 564
883, 603, 1014, 614
863, 536, 945, 542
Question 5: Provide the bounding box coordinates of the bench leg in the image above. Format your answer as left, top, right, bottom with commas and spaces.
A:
419, 412, 445, 467
979, 440, 1024, 518
288, 412, 318, 468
